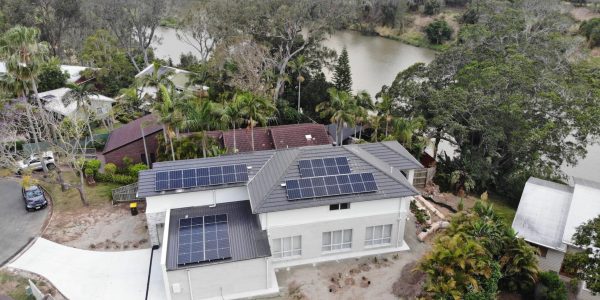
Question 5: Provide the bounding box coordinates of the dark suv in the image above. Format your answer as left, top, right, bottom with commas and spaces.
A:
22, 185, 48, 211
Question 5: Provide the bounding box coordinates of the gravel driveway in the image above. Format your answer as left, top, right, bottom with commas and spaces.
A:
0, 179, 49, 266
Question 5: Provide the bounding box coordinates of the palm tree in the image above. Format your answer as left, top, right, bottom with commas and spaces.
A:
287, 55, 308, 113
182, 99, 222, 158
316, 88, 356, 146
63, 82, 98, 143
154, 85, 176, 161
137, 61, 175, 96
368, 115, 383, 142
220, 94, 244, 153
376, 93, 394, 138
0, 26, 49, 111
238, 92, 276, 151
391, 116, 425, 148
354, 90, 373, 140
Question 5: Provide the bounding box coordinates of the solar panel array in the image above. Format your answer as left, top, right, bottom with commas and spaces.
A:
177, 214, 231, 266
286, 172, 378, 200
155, 164, 248, 191
298, 157, 351, 177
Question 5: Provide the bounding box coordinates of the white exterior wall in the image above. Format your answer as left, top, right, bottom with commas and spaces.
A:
537, 248, 565, 273
166, 258, 277, 300
145, 186, 248, 245
260, 197, 410, 267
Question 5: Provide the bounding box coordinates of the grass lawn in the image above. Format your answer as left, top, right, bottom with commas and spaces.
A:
0, 270, 35, 300
38, 171, 119, 212
486, 193, 517, 225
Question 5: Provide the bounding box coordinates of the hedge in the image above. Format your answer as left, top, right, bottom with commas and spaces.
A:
95, 172, 136, 185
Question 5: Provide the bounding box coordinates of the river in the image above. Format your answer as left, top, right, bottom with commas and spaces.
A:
153, 27, 599, 183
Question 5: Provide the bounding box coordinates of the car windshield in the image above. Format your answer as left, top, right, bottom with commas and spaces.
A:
25, 188, 43, 198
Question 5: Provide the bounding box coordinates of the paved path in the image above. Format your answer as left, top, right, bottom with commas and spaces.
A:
0, 179, 48, 265
9, 238, 166, 300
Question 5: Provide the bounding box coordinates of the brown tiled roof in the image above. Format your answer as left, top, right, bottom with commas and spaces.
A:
222, 127, 273, 153
103, 114, 163, 154
270, 123, 331, 149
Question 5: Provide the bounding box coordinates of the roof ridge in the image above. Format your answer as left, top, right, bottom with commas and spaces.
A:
247, 148, 302, 212
344, 144, 419, 194
380, 141, 423, 168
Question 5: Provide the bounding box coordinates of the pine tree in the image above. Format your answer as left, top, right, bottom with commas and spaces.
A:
333, 47, 352, 93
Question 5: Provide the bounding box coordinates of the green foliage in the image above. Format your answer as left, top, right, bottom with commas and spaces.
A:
333, 47, 352, 93
156, 133, 224, 161
95, 172, 136, 185
127, 163, 148, 177
421, 202, 539, 298
570, 215, 600, 294
423, 0, 442, 15
580, 18, 600, 48
37, 59, 69, 92
458, 198, 464, 211
537, 271, 567, 300
104, 163, 117, 175
122, 156, 133, 168
424, 19, 453, 44
178, 53, 199, 69
83, 159, 101, 175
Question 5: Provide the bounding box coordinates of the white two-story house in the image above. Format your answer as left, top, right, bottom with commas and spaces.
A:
137, 141, 422, 300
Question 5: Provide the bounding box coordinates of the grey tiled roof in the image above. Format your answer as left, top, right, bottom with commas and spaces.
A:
356, 141, 423, 170
137, 150, 275, 198
166, 201, 270, 271
137, 142, 421, 212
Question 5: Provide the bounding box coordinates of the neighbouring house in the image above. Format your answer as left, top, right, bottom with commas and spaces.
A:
0, 62, 88, 84
136, 141, 423, 300
512, 177, 600, 299
36, 87, 115, 120
135, 65, 208, 100
326, 123, 364, 145
103, 114, 163, 168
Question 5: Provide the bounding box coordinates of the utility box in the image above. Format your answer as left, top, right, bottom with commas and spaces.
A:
130, 202, 138, 216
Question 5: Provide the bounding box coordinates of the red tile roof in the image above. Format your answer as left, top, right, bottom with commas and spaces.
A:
103, 114, 163, 154
270, 123, 332, 149
222, 127, 273, 153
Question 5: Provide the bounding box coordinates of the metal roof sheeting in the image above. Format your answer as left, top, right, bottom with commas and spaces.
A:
356, 141, 423, 170
166, 201, 270, 271
562, 178, 600, 245
512, 177, 573, 251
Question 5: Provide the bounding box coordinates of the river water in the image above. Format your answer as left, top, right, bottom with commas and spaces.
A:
153, 27, 599, 182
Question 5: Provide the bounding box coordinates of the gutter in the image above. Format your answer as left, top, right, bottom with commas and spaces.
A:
145, 244, 160, 300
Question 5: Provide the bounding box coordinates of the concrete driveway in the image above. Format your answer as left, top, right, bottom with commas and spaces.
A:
0, 179, 49, 266
9, 238, 166, 300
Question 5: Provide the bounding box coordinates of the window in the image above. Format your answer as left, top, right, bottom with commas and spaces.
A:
322, 229, 352, 252
329, 203, 350, 210
96, 107, 104, 114
272, 236, 301, 258
365, 224, 392, 246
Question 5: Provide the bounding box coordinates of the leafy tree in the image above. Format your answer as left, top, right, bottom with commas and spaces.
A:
35, 0, 81, 57
569, 215, 600, 294
333, 47, 352, 93
37, 58, 69, 92
316, 88, 356, 146
424, 19, 453, 44
424, 0, 442, 15
63, 82, 98, 142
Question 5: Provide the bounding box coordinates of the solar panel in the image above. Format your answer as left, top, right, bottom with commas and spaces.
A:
154, 164, 249, 191
298, 157, 351, 178
285, 172, 378, 200
177, 214, 231, 266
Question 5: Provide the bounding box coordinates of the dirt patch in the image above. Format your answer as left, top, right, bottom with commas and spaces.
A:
43, 202, 150, 251
0, 268, 66, 300
570, 7, 600, 22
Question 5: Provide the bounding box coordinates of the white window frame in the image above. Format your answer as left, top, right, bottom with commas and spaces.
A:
272, 236, 302, 259
365, 224, 392, 247
322, 229, 352, 252
329, 203, 350, 211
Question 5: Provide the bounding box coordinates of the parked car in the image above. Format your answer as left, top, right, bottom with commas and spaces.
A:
15, 151, 56, 174
22, 185, 48, 211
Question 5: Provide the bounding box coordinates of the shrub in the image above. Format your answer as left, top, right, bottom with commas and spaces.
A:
537, 271, 567, 300
425, 19, 453, 45
84, 159, 102, 175
84, 168, 94, 176
458, 198, 464, 211
580, 18, 600, 48
423, 0, 442, 15
95, 172, 136, 185
122, 156, 133, 168
128, 163, 149, 177
104, 163, 117, 175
